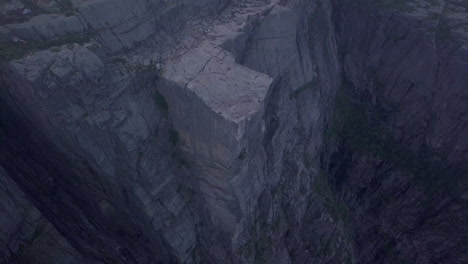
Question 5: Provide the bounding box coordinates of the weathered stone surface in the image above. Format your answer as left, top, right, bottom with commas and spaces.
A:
0, 167, 102, 264
0, 167, 41, 262
3, 14, 87, 41
159, 44, 273, 254
0, 0, 466, 263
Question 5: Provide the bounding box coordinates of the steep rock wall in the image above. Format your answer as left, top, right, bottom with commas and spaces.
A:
328, 0, 468, 263
0, 167, 101, 264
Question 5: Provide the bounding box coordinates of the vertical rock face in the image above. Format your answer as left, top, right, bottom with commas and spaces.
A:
159, 45, 273, 242
328, 0, 468, 263
0, 0, 466, 264
0, 167, 102, 264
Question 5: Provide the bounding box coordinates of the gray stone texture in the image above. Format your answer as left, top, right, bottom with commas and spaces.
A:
0, 0, 466, 263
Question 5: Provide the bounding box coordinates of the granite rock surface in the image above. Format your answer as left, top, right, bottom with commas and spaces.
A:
0, 0, 466, 263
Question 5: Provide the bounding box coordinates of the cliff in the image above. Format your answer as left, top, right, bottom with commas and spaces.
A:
329, 0, 468, 263
0, 0, 466, 263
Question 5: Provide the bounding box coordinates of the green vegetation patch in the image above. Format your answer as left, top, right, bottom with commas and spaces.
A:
434, 18, 459, 44
327, 88, 465, 196
238, 148, 247, 160
1, 0, 78, 25
254, 237, 273, 264
314, 171, 349, 223
109, 56, 127, 65
349, 0, 415, 12
0, 32, 94, 60
303, 151, 314, 169
289, 80, 318, 99
172, 152, 187, 168
153, 90, 169, 112
169, 129, 179, 146
1, 0, 41, 24
57, 0, 74, 13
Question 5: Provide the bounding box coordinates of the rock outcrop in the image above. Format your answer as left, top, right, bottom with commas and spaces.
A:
0, 0, 466, 263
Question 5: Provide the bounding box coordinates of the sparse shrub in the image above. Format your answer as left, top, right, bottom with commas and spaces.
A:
154, 90, 169, 112
169, 130, 179, 146
303, 151, 314, 169
64, 10, 75, 17
109, 57, 127, 65
327, 87, 465, 196
289, 80, 318, 99
0, 32, 94, 60
57, 0, 73, 13
238, 148, 247, 160
0, 43, 26, 60
314, 171, 350, 223
49, 47, 61, 52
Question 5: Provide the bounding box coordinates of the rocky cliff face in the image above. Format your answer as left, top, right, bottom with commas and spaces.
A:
0, 166, 102, 264
329, 0, 468, 263
0, 0, 466, 263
